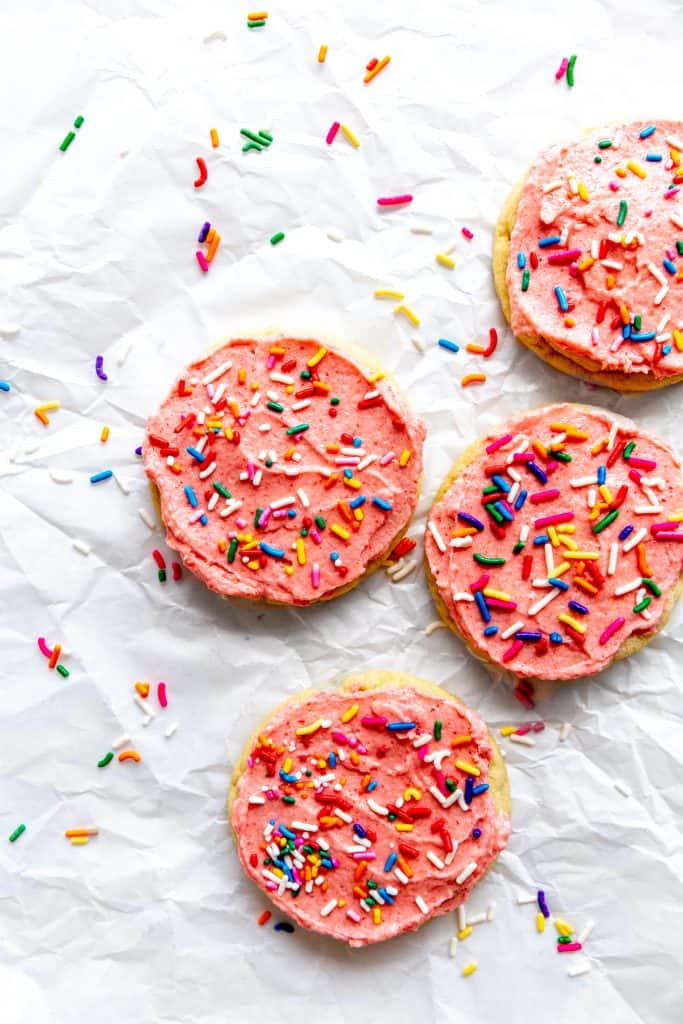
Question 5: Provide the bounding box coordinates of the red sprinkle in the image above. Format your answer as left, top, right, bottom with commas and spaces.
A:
522, 554, 533, 580
152, 549, 166, 569
257, 910, 272, 926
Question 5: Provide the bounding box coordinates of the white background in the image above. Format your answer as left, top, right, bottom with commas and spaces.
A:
2, 1, 683, 1021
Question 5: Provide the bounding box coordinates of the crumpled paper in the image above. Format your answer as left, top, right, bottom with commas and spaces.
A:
2, 1, 683, 1021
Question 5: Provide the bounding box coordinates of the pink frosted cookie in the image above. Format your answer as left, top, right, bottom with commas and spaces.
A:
228, 671, 511, 946
143, 337, 425, 605
494, 121, 683, 391
425, 403, 683, 683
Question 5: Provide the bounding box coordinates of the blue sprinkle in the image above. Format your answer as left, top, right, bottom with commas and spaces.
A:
353, 823, 366, 838
494, 500, 513, 523
353, 436, 362, 448
597, 466, 606, 485
184, 485, 198, 507
279, 772, 298, 785
663, 344, 672, 356
538, 235, 562, 248
287, 508, 297, 518
548, 577, 569, 591
517, 252, 526, 268
90, 470, 113, 484
330, 551, 339, 562
438, 338, 460, 354
554, 285, 569, 312
533, 535, 549, 546
0, 381, 10, 392
384, 852, 398, 872
464, 775, 474, 804
646, 153, 663, 162
483, 625, 498, 636
278, 824, 296, 839
259, 542, 285, 559
199, 514, 208, 526
474, 590, 491, 623
372, 496, 393, 511
514, 489, 528, 510
186, 446, 205, 463
528, 461, 547, 484
274, 922, 295, 933
663, 259, 677, 276
472, 783, 489, 797
619, 524, 634, 541
516, 631, 542, 641
378, 887, 395, 905
458, 511, 485, 531
622, 323, 632, 339
135, 446, 142, 456
639, 124, 656, 138
350, 495, 366, 509
472, 828, 482, 839
631, 331, 657, 341
568, 600, 588, 615
549, 631, 564, 644
367, 780, 378, 792
386, 721, 416, 732
328, 752, 337, 767
491, 473, 511, 493
343, 468, 353, 478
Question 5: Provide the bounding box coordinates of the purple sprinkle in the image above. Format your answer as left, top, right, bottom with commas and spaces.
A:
537, 889, 550, 918
135, 446, 142, 456
528, 461, 548, 484
95, 355, 108, 382
568, 600, 588, 615
273, 922, 295, 933
458, 511, 485, 531
618, 524, 634, 541
516, 631, 542, 642
198, 221, 211, 243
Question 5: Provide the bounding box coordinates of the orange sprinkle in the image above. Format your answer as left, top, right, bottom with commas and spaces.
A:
210, 128, 220, 148
100, 425, 110, 443
324, 473, 339, 490
615, 167, 627, 178
396, 856, 414, 878
206, 232, 221, 263
238, 368, 246, 384
48, 643, 61, 670
364, 55, 390, 84
573, 576, 598, 595
563, 315, 575, 327
118, 750, 141, 763
360, 773, 371, 792
451, 734, 472, 746
317, 44, 328, 63
135, 681, 150, 698
461, 373, 486, 387
636, 543, 652, 577
354, 860, 368, 881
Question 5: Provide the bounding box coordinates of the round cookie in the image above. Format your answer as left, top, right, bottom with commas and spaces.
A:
494, 121, 683, 392
228, 670, 511, 947
425, 403, 683, 683
143, 336, 425, 606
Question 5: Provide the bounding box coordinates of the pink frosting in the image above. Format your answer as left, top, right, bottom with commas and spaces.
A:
426, 403, 683, 681
143, 338, 424, 604
506, 121, 683, 379
231, 686, 510, 946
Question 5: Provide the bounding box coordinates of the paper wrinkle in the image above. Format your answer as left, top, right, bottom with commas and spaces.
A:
3, 1, 683, 1022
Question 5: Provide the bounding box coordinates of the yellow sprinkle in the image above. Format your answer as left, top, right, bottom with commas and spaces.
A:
577, 182, 589, 201
296, 718, 323, 737
372, 907, 382, 925
100, 426, 110, 443
561, 535, 578, 551
577, 257, 595, 271
70, 836, 90, 846
483, 588, 512, 602
284, 565, 294, 576
340, 124, 360, 148
458, 926, 473, 940
393, 303, 420, 326
296, 537, 306, 565
627, 160, 647, 179
399, 449, 411, 467
558, 613, 586, 635
307, 347, 328, 368
317, 44, 327, 63
556, 523, 575, 534
210, 128, 220, 148
562, 551, 600, 560
670, 510, 683, 522
555, 919, 574, 937
395, 822, 414, 832
247, 10, 268, 19
331, 523, 350, 541
343, 477, 361, 490
673, 329, 683, 352
374, 288, 405, 300
341, 704, 359, 723
403, 787, 422, 801
246, 560, 260, 571
599, 484, 613, 504
536, 912, 545, 933
500, 726, 517, 736
367, 372, 384, 383
36, 401, 60, 413
547, 525, 559, 547
436, 253, 456, 269
553, 561, 571, 577
455, 759, 480, 777
462, 962, 478, 977
353, 508, 363, 522
283, 757, 292, 773
591, 438, 608, 455
242, 540, 259, 552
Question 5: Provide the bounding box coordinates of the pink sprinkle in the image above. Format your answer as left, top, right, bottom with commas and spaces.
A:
591, 327, 600, 346
157, 682, 168, 708
546, 461, 559, 474
628, 469, 643, 485
235, 517, 247, 529
568, 263, 579, 278
311, 563, 320, 588
609, 181, 620, 192
664, 187, 680, 199
309, 528, 322, 544
347, 909, 362, 923
377, 194, 413, 206
247, 461, 255, 481
361, 715, 387, 728
555, 56, 569, 80
272, 509, 288, 519
530, 488, 560, 504
335, 457, 360, 466
461, 227, 474, 240
626, 456, 657, 471
531, 721, 545, 732
547, 249, 582, 264
651, 521, 680, 534
502, 639, 523, 663
512, 452, 534, 463
557, 942, 583, 953
379, 451, 395, 466
331, 731, 350, 744
266, 354, 276, 369
469, 574, 490, 593
486, 598, 517, 610
534, 511, 574, 528
265, 881, 277, 891
352, 851, 376, 861
37, 637, 52, 658
326, 121, 340, 145
515, 724, 531, 735
486, 433, 513, 455
599, 617, 625, 645
652, 531, 683, 541
666, 248, 677, 260
434, 769, 448, 794
196, 251, 209, 272
513, 688, 535, 710
257, 508, 271, 527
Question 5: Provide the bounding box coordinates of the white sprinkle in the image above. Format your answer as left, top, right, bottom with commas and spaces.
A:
112, 472, 130, 495
392, 558, 418, 582
528, 588, 562, 617
208, 492, 219, 511
623, 527, 647, 552
291, 399, 310, 412
416, 896, 429, 915
509, 733, 535, 748
196, 434, 208, 452
457, 904, 467, 931
327, 229, 344, 242
654, 284, 669, 306
486, 902, 496, 921
394, 868, 410, 885
411, 335, 426, 352
590, 239, 599, 259
508, 481, 520, 505
252, 469, 263, 486
424, 747, 450, 770
577, 920, 595, 944
614, 578, 641, 596
567, 959, 592, 978
73, 539, 91, 555
271, 495, 295, 510
138, 507, 156, 529
270, 371, 294, 385
567, 174, 578, 195
427, 851, 445, 870
357, 453, 377, 471
601, 259, 624, 271
634, 504, 663, 515
198, 459, 217, 480
202, 360, 233, 385
453, 591, 475, 602
449, 936, 459, 958
520, 523, 529, 543
466, 912, 487, 926
559, 722, 572, 742
501, 619, 525, 640
614, 779, 631, 797
544, 542, 554, 577
250, 391, 261, 408
333, 807, 352, 824
50, 469, 74, 484
0, 323, 20, 336
367, 797, 389, 816
570, 476, 597, 489
444, 849, 457, 866
410, 225, 433, 234
220, 499, 243, 518
670, 212, 683, 231
608, 542, 619, 576
516, 893, 537, 905
427, 521, 447, 553
111, 734, 131, 750
543, 179, 563, 194
249, 795, 266, 805
606, 422, 618, 452
412, 733, 432, 748
134, 695, 155, 719
320, 898, 338, 918
587, 487, 597, 509
450, 537, 473, 549
456, 861, 478, 885
164, 722, 179, 739
425, 620, 447, 636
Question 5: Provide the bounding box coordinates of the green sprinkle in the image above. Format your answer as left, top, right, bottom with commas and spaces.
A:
213, 481, 232, 499
247, 18, 266, 27
617, 200, 628, 227
594, 156, 602, 164
592, 508, 619, 534
228, 537, 238, 563
264, 857, 271, 865
434, 720, 442, 741
265, 457, 273, 467
158, 568, 167, 583
484, 502, 504, 525
551, 449, 572, 463
302, 844, 315, 854
566, 53, 577, 87
9, 824, 25, 843
56, 664, 69, 678
98, 752, 114, 768
388, 813, 396, 821
482, 484, 499, 496
270, 231, 285, 246
633, 315, 642, 331
330, 396, 340, 405
267, 400, 284, 412
445, 778, 457, 792
623, 441, 636, 459
315, 515, 326, 530
254, 507, 263, 528
300, 369, 312, 379
282, 795, 296, 804
300, 528, 308, 537
365, 897, 376, 907
73, 115, 84, 129
642, 578, 662, 597
366, 880, 378, 889
512, 541, 525, 555
558, 935, 573, 945
304, 769, 312, 777
633, 596, 652, 614
521, 269, 530, 291
598, 140, 613, 149
676, 241, 683, 256
473, 552, 506, 566
286, 423, 309, 435
59, 131, 76, 152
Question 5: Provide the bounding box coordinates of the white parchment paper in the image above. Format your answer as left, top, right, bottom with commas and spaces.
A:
2, 1, 683, 1021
